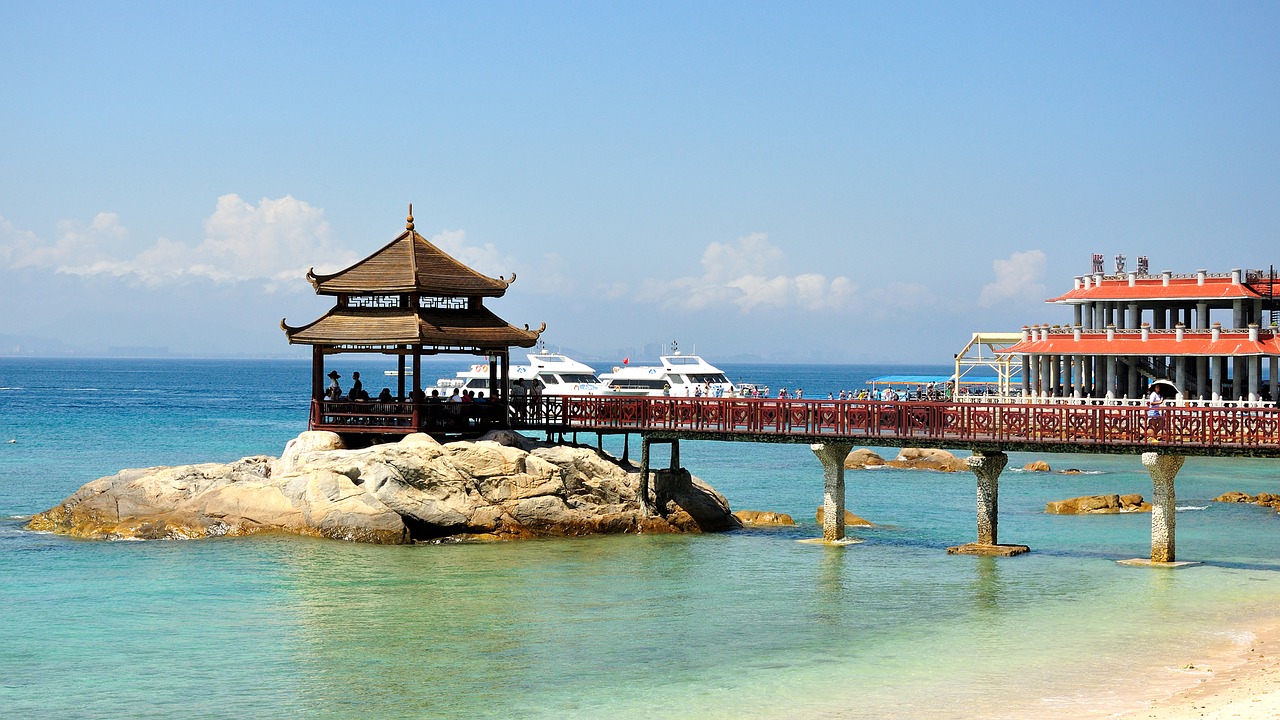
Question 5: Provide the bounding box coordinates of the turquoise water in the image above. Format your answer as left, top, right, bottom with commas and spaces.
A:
4, 358, 1280, 718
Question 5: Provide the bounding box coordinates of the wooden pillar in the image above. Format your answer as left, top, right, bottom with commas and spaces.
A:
396, 349, 406, 400
311, 346, 324, 401
412, 349, 422, 396
811, 442, 853, 542
670, 439, 680, 470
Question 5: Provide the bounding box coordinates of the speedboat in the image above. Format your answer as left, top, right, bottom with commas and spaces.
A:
600, 352, 738, 397
440, 351, 607, 397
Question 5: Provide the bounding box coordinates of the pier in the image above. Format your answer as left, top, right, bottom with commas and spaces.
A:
283, 212, 1280, 567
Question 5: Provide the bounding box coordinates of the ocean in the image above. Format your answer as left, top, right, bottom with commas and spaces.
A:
4, 357, 1280, 719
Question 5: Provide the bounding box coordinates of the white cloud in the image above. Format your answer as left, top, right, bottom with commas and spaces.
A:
1, 195, 352, 291
430, 229, 518, 279
979, 250, 1047, 308
634, 233, 857, 312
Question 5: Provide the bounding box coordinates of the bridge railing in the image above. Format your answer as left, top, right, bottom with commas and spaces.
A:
513, 396, 1280, 450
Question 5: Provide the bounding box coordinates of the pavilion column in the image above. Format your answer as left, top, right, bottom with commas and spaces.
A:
1062, 355, 1073, 397
311, 346, 324, 401
1212, 356, 1224, 401
1175, 357, 1186, 399
1127, 360, 1138, 401
1196, 302, 1209, 329
1105, 357, 1117, 399
1142, 452, 1185, 563
413, 348, 422, 396
812, 442, 853, 542
397, 349, 406, 399
1073, 305, 1083, 327
1195, 356, 1207, 400
946, 451, 1028, 557
1021, 356, 1032, 398
1129, 303, 1141, 329
1074, 355, 1085, 399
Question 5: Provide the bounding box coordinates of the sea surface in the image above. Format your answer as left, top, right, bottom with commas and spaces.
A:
4, 357, 1280, 719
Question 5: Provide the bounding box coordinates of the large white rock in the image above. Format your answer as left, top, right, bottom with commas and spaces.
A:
29, 432, 740, 544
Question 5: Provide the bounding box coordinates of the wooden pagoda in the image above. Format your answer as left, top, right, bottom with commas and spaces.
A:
281, 206, 544, 436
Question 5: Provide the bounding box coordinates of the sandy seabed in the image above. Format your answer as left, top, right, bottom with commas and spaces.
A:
1113, 621, 1280, 720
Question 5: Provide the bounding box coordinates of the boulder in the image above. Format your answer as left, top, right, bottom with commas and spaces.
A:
886, 448, 970, 473
29, 431, 741, 544
814, 507, 876, 527
1045, 493, 1151, 514
1215, 491, 1256, 503
844, 449, 886, 469
734, 510, 796, 526
1024, 460, 1052, 472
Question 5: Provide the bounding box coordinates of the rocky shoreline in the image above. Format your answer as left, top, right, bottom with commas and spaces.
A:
27, 430, 741, 544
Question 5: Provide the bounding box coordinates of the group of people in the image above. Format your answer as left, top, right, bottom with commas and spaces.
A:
325, 371, 394, 403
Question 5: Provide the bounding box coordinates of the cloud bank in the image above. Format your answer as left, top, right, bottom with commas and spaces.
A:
978, 250, 1047, 308
634, 233, 856, 312
1, 195, 351, 291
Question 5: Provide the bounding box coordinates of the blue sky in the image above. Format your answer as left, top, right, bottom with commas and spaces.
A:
2, 2, 1278, 361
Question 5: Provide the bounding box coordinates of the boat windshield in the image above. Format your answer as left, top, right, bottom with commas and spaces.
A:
666, 357, 701, 365
557, 373, 600, 384
608, 379, 670, 390
686, 373, 729, 384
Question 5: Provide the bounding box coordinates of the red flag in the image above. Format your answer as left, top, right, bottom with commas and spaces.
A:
623, 357, 629, 365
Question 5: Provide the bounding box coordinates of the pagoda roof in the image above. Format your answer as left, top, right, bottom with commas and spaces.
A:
281, 306, 543, 350
1046, 276, 1264, 304
308, 212, 511, 296
1001, 329, 1280, 357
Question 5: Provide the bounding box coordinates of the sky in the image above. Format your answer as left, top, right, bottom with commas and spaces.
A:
2, 1, 1279, 362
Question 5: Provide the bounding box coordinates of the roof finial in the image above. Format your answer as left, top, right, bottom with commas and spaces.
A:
406, 203, 414, 231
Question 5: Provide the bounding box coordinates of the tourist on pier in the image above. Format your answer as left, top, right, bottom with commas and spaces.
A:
350, 372, 363, 400
325, 370, 342, 400
377, 388, 392, 403
1146, 387, 1165, 440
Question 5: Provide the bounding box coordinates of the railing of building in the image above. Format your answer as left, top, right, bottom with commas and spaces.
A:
311, 396, 1280, 454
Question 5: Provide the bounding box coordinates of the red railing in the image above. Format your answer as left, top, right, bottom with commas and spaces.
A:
310, 396, 1280, 452
523, 396, 1280, 452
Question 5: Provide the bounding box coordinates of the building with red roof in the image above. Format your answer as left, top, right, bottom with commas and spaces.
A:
1000, 259, 1279, 405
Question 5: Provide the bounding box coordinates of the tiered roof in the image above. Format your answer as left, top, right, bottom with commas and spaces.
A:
282, 207, 543, 351
1003, 329, 1280, 357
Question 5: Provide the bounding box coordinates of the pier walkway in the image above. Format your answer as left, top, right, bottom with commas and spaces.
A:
311, 395, 1280, 566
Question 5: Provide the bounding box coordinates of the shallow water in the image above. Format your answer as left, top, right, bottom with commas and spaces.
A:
3, 358, 1280, 718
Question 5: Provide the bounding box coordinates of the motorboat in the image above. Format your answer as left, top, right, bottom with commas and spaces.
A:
600, 352, 738, 397
438, 351, 607, 397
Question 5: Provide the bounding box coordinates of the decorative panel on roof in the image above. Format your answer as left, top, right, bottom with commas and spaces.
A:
1001, 331, 1280, 357
1046, 277, 1264, 304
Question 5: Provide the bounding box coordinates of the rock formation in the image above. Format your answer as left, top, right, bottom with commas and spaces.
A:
1045, 494, 1151, 514
814, 507, 875, 527
844, 447, 969, 473
734, 510, 796, 526
1023, 460, 1052, 472
28, 431, 740, 544
1214, 491, 1280, 508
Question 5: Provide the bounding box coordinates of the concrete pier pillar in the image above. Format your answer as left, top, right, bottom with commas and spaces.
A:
811, 442, 853, 542
1143, 452, 1185, 563
639, 438, 652, 515
947, 451, 1028, 557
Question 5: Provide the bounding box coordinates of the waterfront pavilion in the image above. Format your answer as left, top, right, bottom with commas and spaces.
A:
1003, 264, 1280, 405
281, 206, 543, 436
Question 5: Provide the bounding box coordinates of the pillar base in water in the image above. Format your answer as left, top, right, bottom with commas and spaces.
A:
1116, 558, 1202, 569
946, 542, 1030, 557
797, 537, 865, 546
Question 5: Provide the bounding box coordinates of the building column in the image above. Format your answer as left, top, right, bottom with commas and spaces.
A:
1250, 356, 1261, 402
1021, 355, 1032, 398
1196, 356, 1208, 400
1142, 452, 1185, 563
812, 442, 853, 542
1105, 357, 1117, 399
639, 438, 652, 515
1175, 357, 1186, 400
1074, 304, 1083, 327
1073, 355, 1084, 399
1196, 302, 1209, 329
1129, 303, 1142, 329
1127, 360, 1138, 401
1271, 357, 1278, 403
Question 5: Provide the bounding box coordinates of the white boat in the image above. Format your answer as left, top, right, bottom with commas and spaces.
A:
439, 352, 607, 397
600, 352, 738, 397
